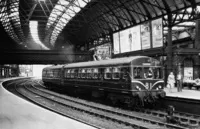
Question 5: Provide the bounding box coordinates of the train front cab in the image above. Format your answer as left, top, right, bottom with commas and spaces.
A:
42, 67, 62, 88
129, 58, 166, 105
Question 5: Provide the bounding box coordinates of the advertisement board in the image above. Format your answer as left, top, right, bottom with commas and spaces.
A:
130, 26, 141, 51
119, 29, 131, 53
112, 18, 163, 54
152, 18, 163, 48
113, 32, 120, 54
183, 67, 193, 82
141, 22, 151, 50
96, 43, 111, 60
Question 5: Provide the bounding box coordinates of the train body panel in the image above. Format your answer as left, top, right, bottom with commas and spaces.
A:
42, 56, 166, 106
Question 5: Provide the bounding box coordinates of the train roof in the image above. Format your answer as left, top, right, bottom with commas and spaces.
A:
63, 56, 154, 68
43, 65, 63, 70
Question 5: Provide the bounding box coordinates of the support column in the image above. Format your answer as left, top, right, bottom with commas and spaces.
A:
167, 13, 173, 73
195, 19, 200, 78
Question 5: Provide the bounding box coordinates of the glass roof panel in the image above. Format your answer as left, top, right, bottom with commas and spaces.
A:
46, 0, 91, 46
0, 0, 25, 44
62, 13, 71, 19
29, 21, 49, 50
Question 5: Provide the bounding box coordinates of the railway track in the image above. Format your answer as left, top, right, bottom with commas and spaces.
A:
27, 79, 195, 129
4, 78, 199, 129
35, 79, 200, 127
132, 108, 200, 127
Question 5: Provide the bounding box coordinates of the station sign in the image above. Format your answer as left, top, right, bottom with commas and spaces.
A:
91, 43, 112, 60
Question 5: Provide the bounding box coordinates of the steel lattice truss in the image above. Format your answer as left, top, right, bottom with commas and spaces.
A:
0, 0, 200, 50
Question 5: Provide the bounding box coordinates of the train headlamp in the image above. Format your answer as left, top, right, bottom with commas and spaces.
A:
136, 85, 141, 91
158, 85, 162, 89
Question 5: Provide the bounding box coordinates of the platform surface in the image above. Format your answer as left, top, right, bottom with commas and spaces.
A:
164, 87, 200, 100
0, 78, 96, 129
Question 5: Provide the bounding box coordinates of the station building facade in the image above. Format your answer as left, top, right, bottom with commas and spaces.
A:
0, 65, 19, 78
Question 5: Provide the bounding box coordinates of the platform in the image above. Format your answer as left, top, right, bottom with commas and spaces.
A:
164, 87, 200, 100
0, 78, 96, 129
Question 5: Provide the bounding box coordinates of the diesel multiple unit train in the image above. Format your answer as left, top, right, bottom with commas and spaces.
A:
42, 56, 166, 107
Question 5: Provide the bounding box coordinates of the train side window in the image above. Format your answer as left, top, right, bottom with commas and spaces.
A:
74, 69, 78, 78
58, 70, 61, 78
71, 69, 75, 78
93, 68, 99, 79
48, 70, 51, 78
104, 67, 112, 79
81, 69, 86, 78
53, 70, 57, 78
50, 70, 53, 78
86, 69, 91, 79
55, 70, 59, 78
65, 69, 71, 78
55, 70, 60, 78
113, 67, 120, 80
46, 70, 49, 77
122, 68, 131, 81
78, 69, 82, 78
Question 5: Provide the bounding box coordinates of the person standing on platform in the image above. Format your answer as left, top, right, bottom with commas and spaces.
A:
177, 73, 182, 92
167, 72, 175, 92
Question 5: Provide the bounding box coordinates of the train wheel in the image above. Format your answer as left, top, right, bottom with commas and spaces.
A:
111, 99, 118, 106
108, 94, 119, 106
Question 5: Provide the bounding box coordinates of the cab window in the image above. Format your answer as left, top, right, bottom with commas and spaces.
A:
42, 70, 47, 77
144, 67, 153, 79
133, 67, 142, 79
153, 67, 162, 79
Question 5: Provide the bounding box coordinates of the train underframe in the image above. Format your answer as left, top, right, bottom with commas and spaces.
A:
95, 90, 166, 108
64, 84, 166, 108
43, 80, 166, 108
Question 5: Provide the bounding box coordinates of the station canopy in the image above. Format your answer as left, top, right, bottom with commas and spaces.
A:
0, 0, 200, 50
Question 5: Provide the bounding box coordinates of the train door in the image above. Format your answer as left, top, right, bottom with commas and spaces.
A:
121, 67, 131, 89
